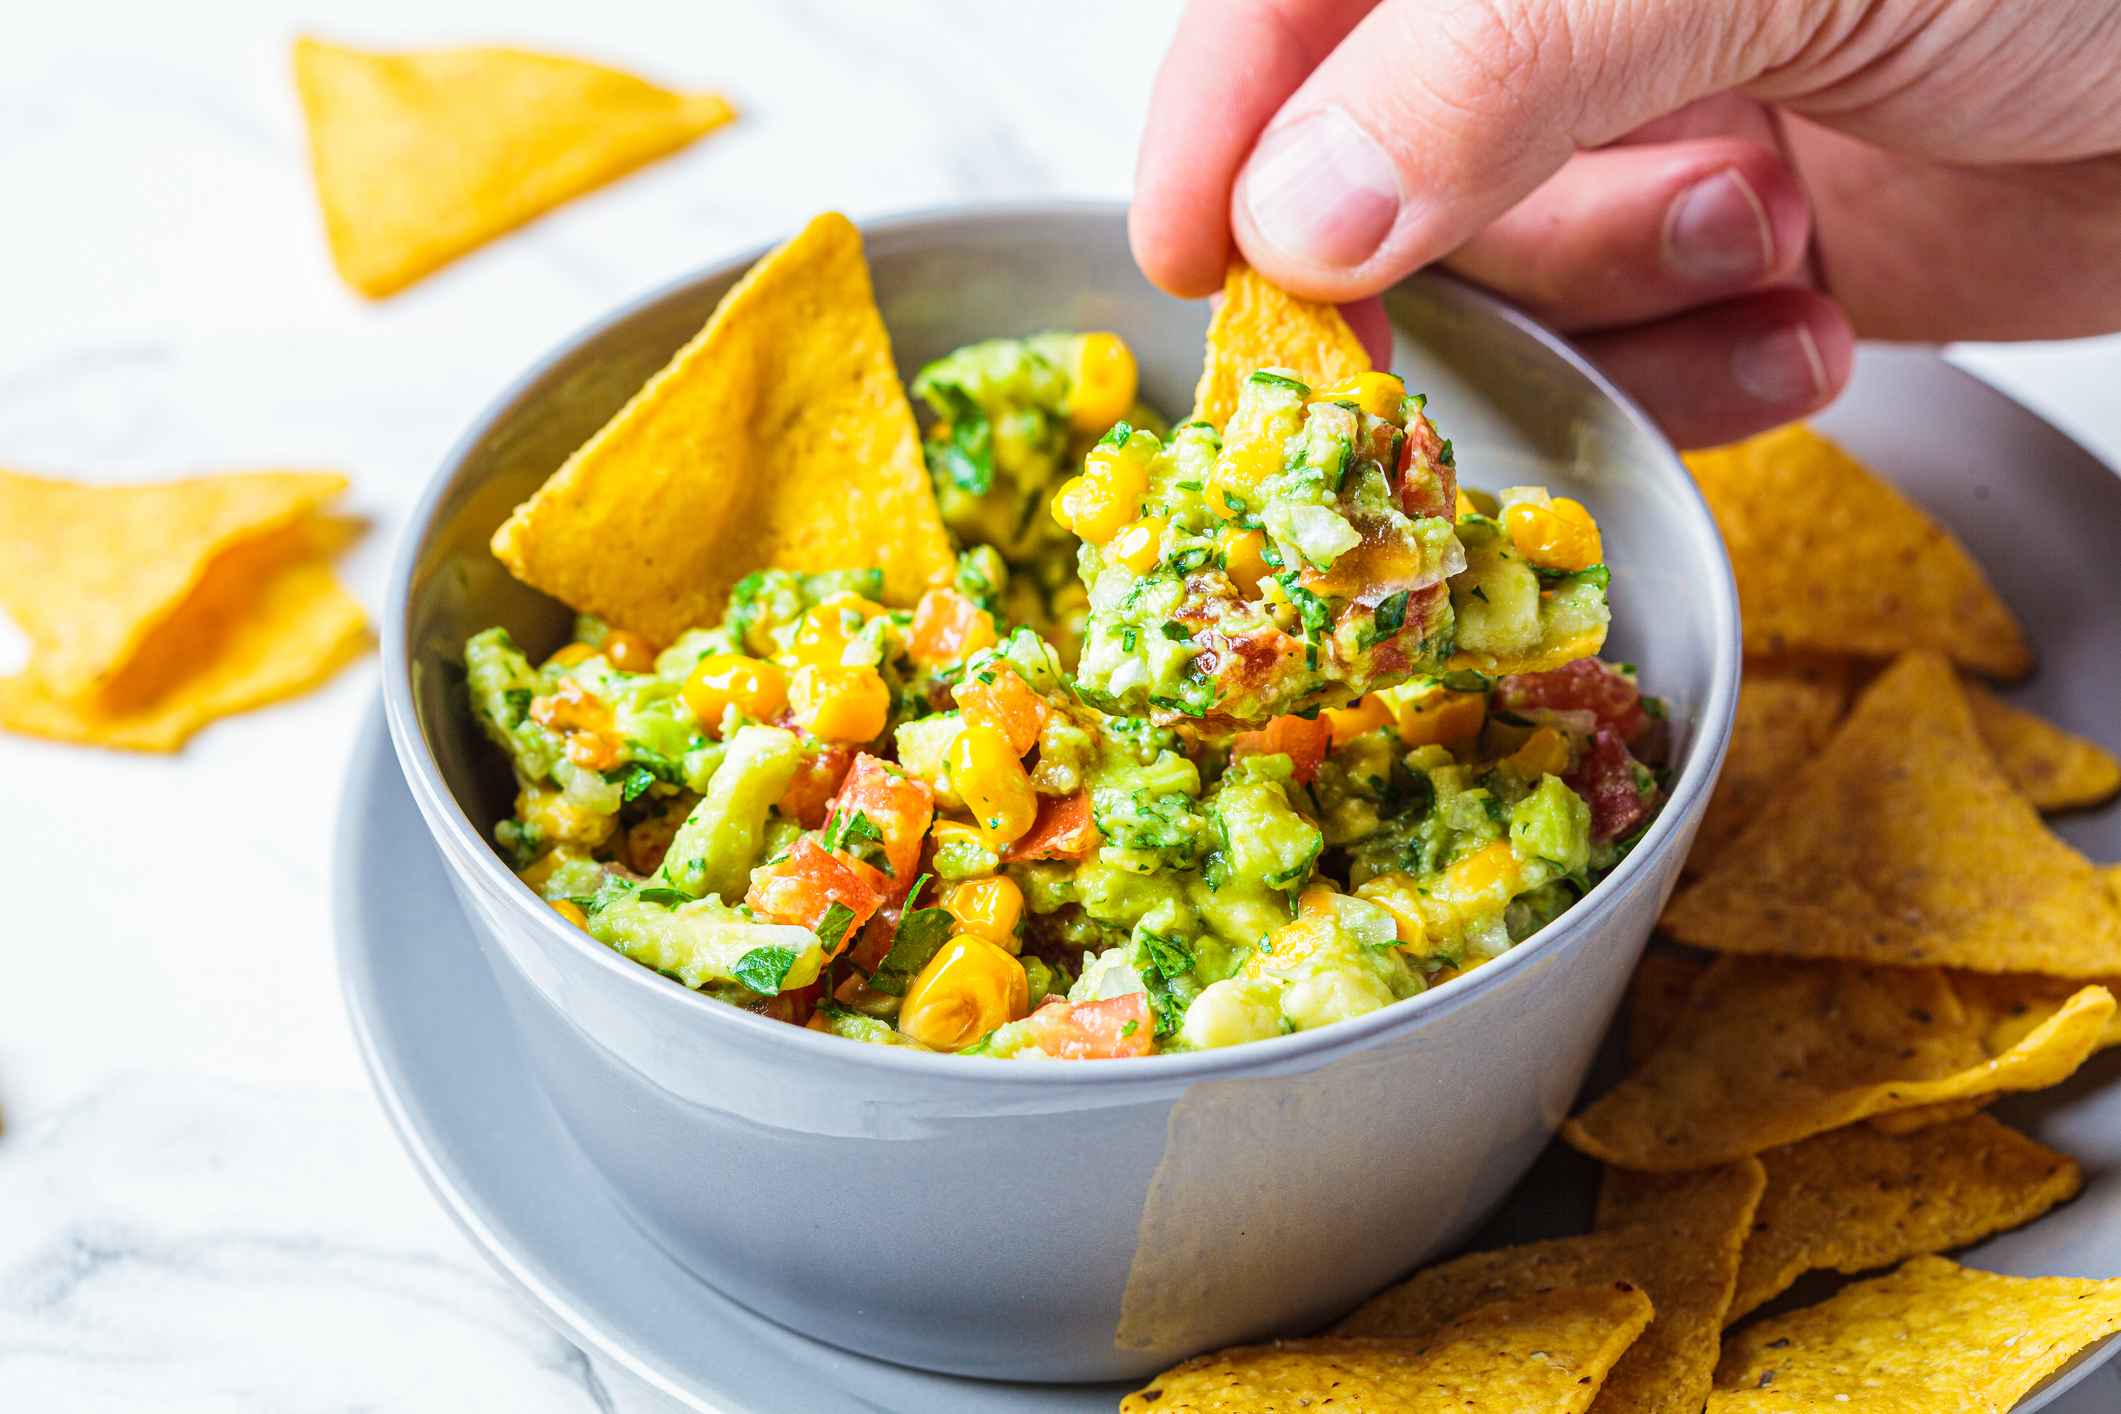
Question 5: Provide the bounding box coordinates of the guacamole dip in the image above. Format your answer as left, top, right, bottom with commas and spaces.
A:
466, 334, 1662, 1060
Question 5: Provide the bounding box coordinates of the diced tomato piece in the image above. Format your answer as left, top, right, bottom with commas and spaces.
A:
1499, 659, 1644, 740
908, 588, 999, 667
777, 741, 857, 829
1023, 994, 1157, 1059
1396, 407, 1457, 520
745, 836, 883, 948
954, 662, 1051, 755
826, 754, 936, 899
1231, 713, 1335, 784
1565, 726, 1652, 842
1001, 791, 1101, 863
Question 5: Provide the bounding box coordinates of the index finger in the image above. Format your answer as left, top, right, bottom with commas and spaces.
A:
1130, 0, 1379, 298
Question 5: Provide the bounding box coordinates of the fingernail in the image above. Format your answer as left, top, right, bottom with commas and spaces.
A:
1240, 107, 1401, 269
1733, 320, 1827, 404
1663, 168, 1774, 282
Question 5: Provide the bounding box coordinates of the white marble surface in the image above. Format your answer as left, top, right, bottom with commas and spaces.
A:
0, 3, 2117, 1408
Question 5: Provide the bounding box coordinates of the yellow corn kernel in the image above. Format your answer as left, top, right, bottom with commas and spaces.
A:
1244, 910, 1334, 979
947, 722, 1038, 845
1503, 726, 1571, 778
1218, 527, 1271, 597
899, 935, 1030, 1050
1454, 490, 1478, 522
1054, 444, 1150, 545
1380, 682, 1486, 748
1504, 497, 1603, 572
1206, 436, 1284, 521
600, 629, 658, 674
1324, 693, 1394, 746
550, 898, 590, 929
782, 594, 887, 668
789, 663, 890, 742
1068, 332, 1139, 432
682, 654, 789, 733
546, 641, 597, 669
1435, 841, 1525, 917
1311, 371, 1406, 421
1109, 516, 1167, 575
945, 875, 1024, 951
805, 1011, 832, 1033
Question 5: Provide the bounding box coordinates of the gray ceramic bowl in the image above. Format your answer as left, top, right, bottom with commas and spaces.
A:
382, 203, 1739, 1384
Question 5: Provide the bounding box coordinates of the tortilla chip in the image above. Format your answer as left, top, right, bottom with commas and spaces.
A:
1683, 425, 2030, 678
1562, 956, 2112, 1171
0, 520, 370, 752
1599, 1114, 2081, 1324
1964, 679, 2121, 813
1953, 968, 2121, 1057
1335, 1160, 1762, 1414
1710, 1256, 2121, 1412
294, 38, 733, 297
1125, 1283, 1653, 1414
1687, 659, 1851, 875
1191, 260, 1371, 430
0, 467, 346, 698
1861, 1096, 1991, 1136
1625, 953, 1708, 1070
1664, 651, 2121, 977
491, 213, 954, 644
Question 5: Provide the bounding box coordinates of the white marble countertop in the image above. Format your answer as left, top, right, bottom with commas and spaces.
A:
2, 3, 2117, 1408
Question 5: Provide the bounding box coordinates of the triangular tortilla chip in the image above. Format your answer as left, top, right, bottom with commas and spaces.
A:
1953, 967, 2121, 1057
294, 38, 734, 297
1191, 260, 1371, 429
1335, 1161, 1763, 1414
1710, 1257, 2121, 1412
1624, 952, 1708, 1070
1663, 651, 2121, 976
491, 213, 954, 643
1598, 1114, 2081, 1324
1964, 678, 2121, 812
0, 520, 370, 752
1126, 1284, 1653, 1414
1684, 425, 2030, 677
0, 467, 345, 698
1563, 955, 2112, 1170
1687, 657, 1851, 875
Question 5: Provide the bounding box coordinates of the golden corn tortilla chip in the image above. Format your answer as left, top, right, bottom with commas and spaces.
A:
1191, 260, 1371, 430
1125, 1283, 1653, 1414
0, 520, 370, 752
491, 213, 954, 644
1664, 651, 2121, 977
1964, 678, 2121, 813
1335, 1160, 1762, 1414
0, 467, 345, 698
1625, 952, 1707, 1070
294, 38, 733, 298
1861, 1095, 1992, 1136
1686, 658, 1851, 876
1954, 968, 2121, 1057
1599, 1113, 2081, 1324
1562, 955, 2113, 1171
1684, 425, 2030, 678
1710, 1256, 2121, 1412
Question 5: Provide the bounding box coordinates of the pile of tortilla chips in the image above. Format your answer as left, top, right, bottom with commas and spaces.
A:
0, 469, 368, 750
294, 38, 735, 298
1120, 424, 2121, 1411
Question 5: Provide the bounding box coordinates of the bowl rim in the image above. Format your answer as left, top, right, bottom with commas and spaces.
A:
381, 198, 1740, 1088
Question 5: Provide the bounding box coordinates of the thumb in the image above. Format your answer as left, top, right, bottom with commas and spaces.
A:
1230, 0, 1817, 301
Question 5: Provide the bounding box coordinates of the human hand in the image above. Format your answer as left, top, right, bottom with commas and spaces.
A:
1131, 0, 2121, 447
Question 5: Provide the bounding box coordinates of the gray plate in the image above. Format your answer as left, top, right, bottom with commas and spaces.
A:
336, 345, 2121, 1413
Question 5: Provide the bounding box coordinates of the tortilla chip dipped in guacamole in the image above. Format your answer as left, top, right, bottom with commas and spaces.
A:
492, 213, 955, 644
469, 217, 1655, 1057
294, 38, 734, 298
1065, 369, 1609, 727
1192, 260, 1373, 431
